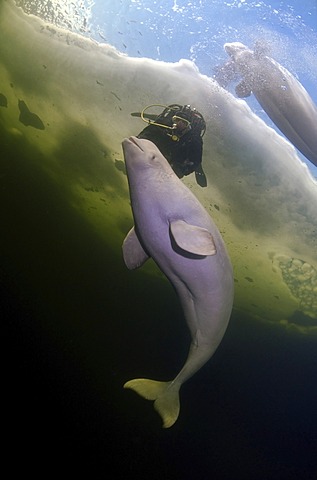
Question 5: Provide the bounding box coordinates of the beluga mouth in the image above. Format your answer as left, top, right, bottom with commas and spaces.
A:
128, 136, 143, 151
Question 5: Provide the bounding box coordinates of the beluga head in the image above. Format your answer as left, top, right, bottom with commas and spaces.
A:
224, 42, 248, 60
122, 136, 174, 178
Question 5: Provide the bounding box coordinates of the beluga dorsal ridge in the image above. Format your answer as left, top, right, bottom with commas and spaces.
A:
122, 136, 234, 428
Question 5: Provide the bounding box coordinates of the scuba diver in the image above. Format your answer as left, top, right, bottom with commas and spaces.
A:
131, 104, 207, 187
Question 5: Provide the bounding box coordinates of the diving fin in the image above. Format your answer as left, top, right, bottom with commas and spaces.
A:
195, 164, 207, 187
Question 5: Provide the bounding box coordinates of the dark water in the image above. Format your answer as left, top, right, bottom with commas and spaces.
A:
2, 123, 317, 478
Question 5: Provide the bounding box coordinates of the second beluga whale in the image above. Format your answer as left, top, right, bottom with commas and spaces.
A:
215, 41, 317, 167
122, 136, 234, 428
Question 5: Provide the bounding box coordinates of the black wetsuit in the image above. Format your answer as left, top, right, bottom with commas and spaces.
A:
137, 121, 203, 179
169, 130, 203, 178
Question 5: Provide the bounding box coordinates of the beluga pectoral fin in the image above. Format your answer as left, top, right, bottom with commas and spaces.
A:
221, 41, 317, 166
122, 136, 234, 427
235, 80, 252, 98
122, 226, 150, 269
170, 219, 217, 256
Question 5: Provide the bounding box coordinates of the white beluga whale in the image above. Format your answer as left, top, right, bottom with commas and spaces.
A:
122, 136, 234, 428
215, 41, 317, 167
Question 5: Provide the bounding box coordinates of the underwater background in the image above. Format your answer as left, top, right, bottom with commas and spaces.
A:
1, 0, 317, 478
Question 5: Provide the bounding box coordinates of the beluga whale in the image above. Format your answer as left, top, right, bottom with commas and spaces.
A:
215, 41, 317, 167
122, 136, 234, 428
